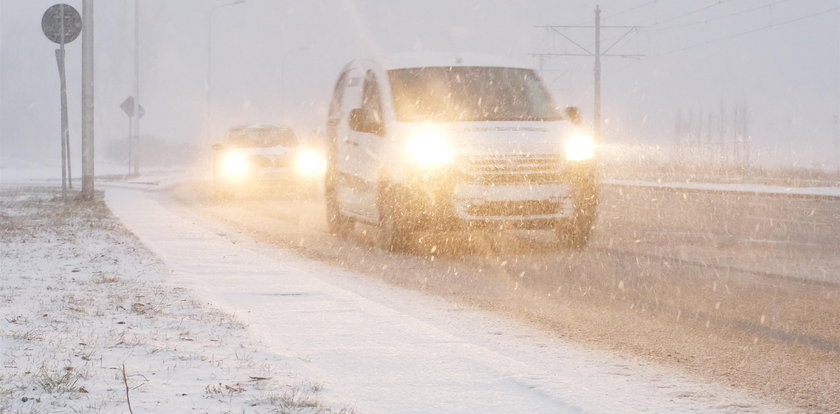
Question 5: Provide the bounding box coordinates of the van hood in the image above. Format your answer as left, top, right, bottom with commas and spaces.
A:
398, 121, 575, 156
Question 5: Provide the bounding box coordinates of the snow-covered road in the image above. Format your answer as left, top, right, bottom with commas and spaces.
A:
105, 187, 786, 413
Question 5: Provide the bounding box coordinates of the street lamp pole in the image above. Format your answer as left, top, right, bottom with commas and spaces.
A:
132, 0, 140, 176
206, 0, 244, 146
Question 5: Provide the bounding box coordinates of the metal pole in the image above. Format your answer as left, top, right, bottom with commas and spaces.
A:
834, 115, 839, 172
57, 49, 67, 197
743, 102, 750, 167
127, 115, 133, 176
594, 5, 602, 142
60, 6, 73, 190
132, 0, 140, 176
81, 0, 94, 199
206, 0, 245, 147
57, 5, 67, 197
206, 9, 213, 147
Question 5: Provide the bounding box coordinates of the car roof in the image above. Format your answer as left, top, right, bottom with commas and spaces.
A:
366, 52, 535, 71
230, 124, 288, 131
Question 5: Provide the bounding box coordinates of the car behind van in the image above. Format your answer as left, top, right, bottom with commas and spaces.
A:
212, 124, 325, 198
325, 54, 598, 251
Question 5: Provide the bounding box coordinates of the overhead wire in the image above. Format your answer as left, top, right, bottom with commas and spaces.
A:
604, 0, 658, 19
651, 5, 840, 58
647, 0, 740, 27
643, 0, 795, 33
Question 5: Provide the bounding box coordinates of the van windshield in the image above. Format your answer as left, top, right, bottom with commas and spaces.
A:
388, 66, 558, 122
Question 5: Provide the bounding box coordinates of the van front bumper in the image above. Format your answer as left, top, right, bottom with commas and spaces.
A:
392, 163, 597, 231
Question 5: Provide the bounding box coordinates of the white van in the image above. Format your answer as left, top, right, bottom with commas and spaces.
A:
325, 54, 598, 251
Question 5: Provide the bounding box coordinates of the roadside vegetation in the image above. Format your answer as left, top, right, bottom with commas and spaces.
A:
0, 187, 355, 413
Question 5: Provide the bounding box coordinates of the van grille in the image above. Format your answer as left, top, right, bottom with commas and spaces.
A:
467, 200, 561, 217
461, 154, 564, 184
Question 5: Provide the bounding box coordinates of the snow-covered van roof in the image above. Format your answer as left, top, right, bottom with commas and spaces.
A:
374, 52, 535, 71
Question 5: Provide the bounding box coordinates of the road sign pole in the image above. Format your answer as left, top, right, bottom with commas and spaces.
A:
56, 48, 68, 197
42, 3, 83, 197
81, 0, 94, 199
58, 5, 68, 197
127, 115, 133, 176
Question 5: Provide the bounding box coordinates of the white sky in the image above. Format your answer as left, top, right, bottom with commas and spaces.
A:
1, 0, 839, 168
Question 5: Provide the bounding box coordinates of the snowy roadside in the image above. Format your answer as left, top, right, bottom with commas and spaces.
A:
603, 178, 840, 199
0, 186, 354, 413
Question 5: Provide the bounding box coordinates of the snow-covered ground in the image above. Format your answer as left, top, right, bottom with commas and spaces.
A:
98, 184, 788, 413
0, 186, 354, 413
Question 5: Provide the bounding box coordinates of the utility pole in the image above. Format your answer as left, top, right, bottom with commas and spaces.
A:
707, 112, 713, 164
834, 114, 839, 172
594, 6, 601, 142
719, 98, 726, 165
132, 0, 140, 176
534, 5, 643, 142
81, 0, 94, 199
207, 0, 245, 147
743, 101, 750, 168
674, 110, 682, 162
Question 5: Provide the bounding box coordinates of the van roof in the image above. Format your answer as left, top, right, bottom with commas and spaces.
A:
374, 52, 535, 71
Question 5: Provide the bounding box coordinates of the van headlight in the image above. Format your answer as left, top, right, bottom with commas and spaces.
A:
294, 148, 327, 177
221, 152, 250, 177
564, 134, 595, 161
406, 132, 454, 165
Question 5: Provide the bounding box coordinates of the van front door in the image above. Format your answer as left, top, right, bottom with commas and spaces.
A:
342, 70, 386, 223
333, 69, 365, 217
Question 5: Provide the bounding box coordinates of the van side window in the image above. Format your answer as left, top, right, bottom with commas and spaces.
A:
327, 72, 348, 140
362, 70, 384, 129
328, 71, 348, 120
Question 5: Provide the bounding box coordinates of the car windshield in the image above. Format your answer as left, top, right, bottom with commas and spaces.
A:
388, 66, 558, 122
227, 127, 298, 147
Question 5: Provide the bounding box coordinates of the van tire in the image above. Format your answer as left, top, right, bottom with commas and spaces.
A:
376, 189, 413, 253
556, 218, 593, 249
325, 183, 353, 237
556, 191, 597, 249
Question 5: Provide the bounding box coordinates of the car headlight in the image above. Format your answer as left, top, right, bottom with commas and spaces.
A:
294, 148, 327, 177
221, 152, 250, 177
564, 134, 595, 161
405, 131, 454, 165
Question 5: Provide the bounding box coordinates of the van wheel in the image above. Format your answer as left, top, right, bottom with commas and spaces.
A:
376, 192, 412, 253
556, 193, 597, 250
556, 218, 593, 249
325, 185, 353, 236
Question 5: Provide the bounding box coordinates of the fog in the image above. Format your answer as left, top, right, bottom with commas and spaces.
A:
1, 0, 839, 170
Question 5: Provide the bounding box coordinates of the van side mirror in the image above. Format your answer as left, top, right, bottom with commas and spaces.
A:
564, 106, 581, 125
349, 108, 384, 136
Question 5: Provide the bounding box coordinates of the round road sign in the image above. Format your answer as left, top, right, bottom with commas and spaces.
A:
42, 4, 82, 45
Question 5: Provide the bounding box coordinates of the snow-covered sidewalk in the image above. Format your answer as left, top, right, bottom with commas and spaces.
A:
104, 186, 788, 413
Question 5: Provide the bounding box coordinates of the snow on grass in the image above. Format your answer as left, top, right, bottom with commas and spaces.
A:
0, 186, 355, 413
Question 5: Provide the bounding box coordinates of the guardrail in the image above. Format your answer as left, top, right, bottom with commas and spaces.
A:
602, 179, 840, 200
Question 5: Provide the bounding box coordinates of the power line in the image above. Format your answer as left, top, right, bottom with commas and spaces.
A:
648, 0, 739, 27
534, 6, 645, 142
604, 0, 657, 19
652, 5, 840, 57
643, 0, 794, 33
